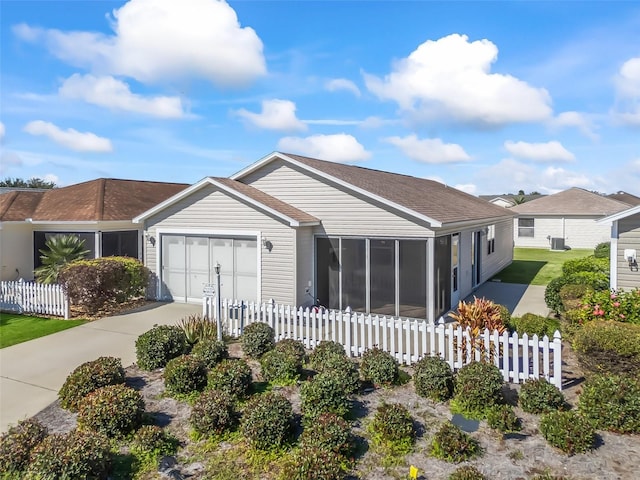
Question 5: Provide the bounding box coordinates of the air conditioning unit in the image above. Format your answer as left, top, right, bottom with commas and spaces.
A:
551, 237, 565, 251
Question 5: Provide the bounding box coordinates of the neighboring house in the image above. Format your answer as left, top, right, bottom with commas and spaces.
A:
134, 152, 515, 322
607, 191, 640, 206
510, 188, 630, 250
598, 204, 640, 290
479, 194, 545, 208
0, 178, 187, 281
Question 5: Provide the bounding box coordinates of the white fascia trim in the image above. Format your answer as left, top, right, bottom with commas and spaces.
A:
610, 220, 618, 290
597, 204, 640, 224
231, 151, 444, 228
27, 220, 99, 225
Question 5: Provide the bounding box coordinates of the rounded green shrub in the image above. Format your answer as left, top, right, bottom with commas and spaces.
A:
546, 272, 609, 314
190, 390, 238, 437
164, 354, 208, 396
300, 372, 351, 422
241, 322, 275, 358
594, 242, 610, 259
308, 340, 346, 370
429, 421, 481, 463
314, 354, 360, 395
241, 392, 293, 450
486, 404, 522, 433
559, 284, 593, 312
0, 418, 48, 476
279, 447, 345, 480
191, 338, 228, 368
135, 325, 189, 371
578, 374, 640, 433
206, 358, 253, 399
573, 320, 640, 376
58, 356, 125, 412
260, 348, 302, 384
299, 412, 354, 457
511, 313, 560, 338
360, 347, 398, 386
448, 466, 487, 480
77, 384, 144, 437
130, 425, 178, 462
518, 378, 565, 414
539, 411, 595, 455
562, 256, 609, 277
274, 338, 307, 364
368, 403, 415, 445
452, 362, 504, 418
25, 429, 112, 480
413, 355, 454, 401
545, 277, 568, 314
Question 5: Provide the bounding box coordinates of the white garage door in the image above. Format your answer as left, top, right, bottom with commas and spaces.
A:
161, 235, 257, 303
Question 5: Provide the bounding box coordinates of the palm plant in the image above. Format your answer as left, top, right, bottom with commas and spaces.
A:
34, 234, 89, 284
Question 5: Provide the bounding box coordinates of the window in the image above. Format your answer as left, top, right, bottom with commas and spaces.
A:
102, 231, 139, 258
487, 225, 495, 254
518, 218, 535, 237
33, 231, 95, 269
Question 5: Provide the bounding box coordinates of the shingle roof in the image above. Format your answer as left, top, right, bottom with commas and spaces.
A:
0, 179, 188, 222
510, 187, 630, 216
607, 191, 640, 206
213, 178, 319, 224
277, 153, 513, 224
479, 194, 545, 204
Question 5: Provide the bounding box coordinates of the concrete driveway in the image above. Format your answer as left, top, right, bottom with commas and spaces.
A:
0, 302, 200, 433
464, 281, 550, 318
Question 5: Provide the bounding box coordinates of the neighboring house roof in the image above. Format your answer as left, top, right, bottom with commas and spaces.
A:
232, 152, 513, 227
597, 203, 640, 224
510, 188, 630, 216
0, 179, 188, 222
479, 194, 545, 205
607, 191, 640, 206
134, 177, 320, 227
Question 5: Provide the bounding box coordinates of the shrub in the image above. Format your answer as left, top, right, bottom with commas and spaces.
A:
191, 338, 228, 368
59, 356, 125, 412
279, 447, 345, 480
164, 354, 208, 396
314, 354, 360, 395
429, 422, 481, 463
178, 314, 218, 345
190, 390, 238, 437
135, 325, 189, 371
546, 272, 609, 314
578, 374, 640, 433
299, 412, 354, 457
35, 234, 89, 284
25, 429, 112, 479
241, 392, 293, 450
562, 256, 609, 276
574, 288, 640, 324
241, 322, 275, 358
274, 338, 307, 365
539, 411, 595, 455
518, 378, 565, 414
130, 425, 178, 464
448, 466, 487, 480
360, 347, 398, 386
452, 362, 504, 419
450, 297, 507, 359
368, 403, 415, 448
545, 277, 568, 314
486, 404, 522, 433
413, 355, 454, 401
59, 256, 150, 313
0, 419, 48, 476
572, 320, 640, 376
594, 241, 610, 259
510, 313, 560, 338
559, 284, 593, 312
308, 340, 346, 370
260, 348, 302, 384
300, 372, 351, 422
206, 359, 253, 399
77, 384, 145, 437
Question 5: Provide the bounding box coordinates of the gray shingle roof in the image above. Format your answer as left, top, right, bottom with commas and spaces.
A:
510, 187, 630, 216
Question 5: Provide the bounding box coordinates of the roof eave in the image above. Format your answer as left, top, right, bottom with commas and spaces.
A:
597, 204, 640, 224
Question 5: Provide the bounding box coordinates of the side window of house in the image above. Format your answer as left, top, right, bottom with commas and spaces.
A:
518, 218, 534, 237
487, 225, 495, 254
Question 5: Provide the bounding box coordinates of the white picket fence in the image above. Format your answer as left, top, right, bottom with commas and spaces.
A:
0, 281, 70, 319
204, 298, 563, 390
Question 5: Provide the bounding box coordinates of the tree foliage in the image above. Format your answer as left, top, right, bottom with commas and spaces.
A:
0, 177, 56, 189
34, 234, 89, 284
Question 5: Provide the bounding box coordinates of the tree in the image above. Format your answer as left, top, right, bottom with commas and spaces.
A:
34, 235, 89, 284
0, 177, 57, 189
513, 195, 527, 205
517, 189, 525, 196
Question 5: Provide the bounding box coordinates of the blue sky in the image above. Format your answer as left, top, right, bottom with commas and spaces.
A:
1, 0, 639, 195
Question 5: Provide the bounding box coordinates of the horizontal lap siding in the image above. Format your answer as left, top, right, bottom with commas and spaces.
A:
241, 160, 434, 237
143, 185, 296, 305
617, 214, 640, 289
514, 216, 607, 249
563, 218, 611, 249
0, 224, 33, 281
481, 218, 514, 283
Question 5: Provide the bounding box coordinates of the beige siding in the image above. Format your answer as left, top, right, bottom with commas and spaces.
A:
241, 159, 435, 237
617, 214, 640, 289
0, 224, 33, 281
143, 184, 297, 305
481, 218, 514, 284
514, 216, 608, 249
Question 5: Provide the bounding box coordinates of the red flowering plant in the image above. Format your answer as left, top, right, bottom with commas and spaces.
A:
575, 288, 640, 325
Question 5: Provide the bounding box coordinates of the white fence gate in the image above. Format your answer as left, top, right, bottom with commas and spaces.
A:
204, 298, 563, 390
0, 281, 70, 319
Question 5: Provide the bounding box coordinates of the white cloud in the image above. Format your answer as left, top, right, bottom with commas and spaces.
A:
325, 78, 361, 97
454, 183, 477, 194
277, 134, 371, 163
550, 111, 598, 140
0, 151, 23, 175
613, 57, 640, 126
13, 0, 266, 87
0, 122, 5, 141
364, 34, 552, 126
235, 99, 307, 132
384, 135, 471, 164
42, 173, 60, 185
59, 74, 186, 118
504, 140, 575, 163
23, 120, 113, 152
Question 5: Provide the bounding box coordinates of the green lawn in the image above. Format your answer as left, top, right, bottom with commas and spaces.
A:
0, 313, 87, 348
491, 247, 594, 286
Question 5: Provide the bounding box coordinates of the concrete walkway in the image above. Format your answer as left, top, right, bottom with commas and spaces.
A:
0, 302, 200, 433
464, 281, 550, 318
